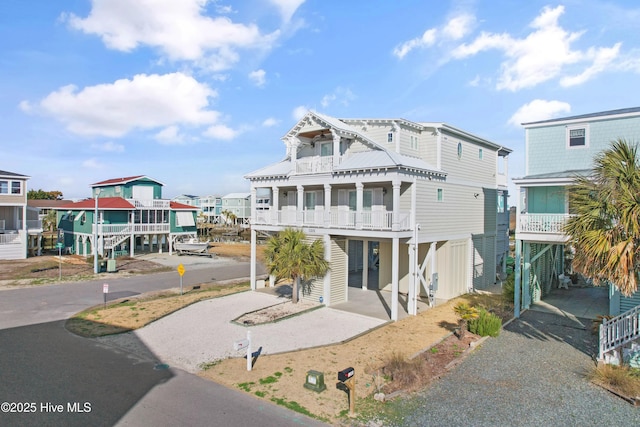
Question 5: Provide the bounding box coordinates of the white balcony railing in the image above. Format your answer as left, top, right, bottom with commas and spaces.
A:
126, 199, 171, 209
254, 208, 411, 231
295, 156, 336, 174
93, 223, 170, 234
0, 233, 21, 244
517, 213, 574, 234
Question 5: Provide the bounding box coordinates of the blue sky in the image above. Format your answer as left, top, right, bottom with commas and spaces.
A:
3, 0, 640, 201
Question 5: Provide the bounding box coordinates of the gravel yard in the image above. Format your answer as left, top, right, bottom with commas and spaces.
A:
379, 310, 639, 427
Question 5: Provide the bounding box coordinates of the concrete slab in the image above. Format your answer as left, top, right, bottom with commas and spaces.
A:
530, 285, 609, 322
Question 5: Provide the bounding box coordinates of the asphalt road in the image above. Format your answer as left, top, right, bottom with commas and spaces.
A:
0, 260, 327, 427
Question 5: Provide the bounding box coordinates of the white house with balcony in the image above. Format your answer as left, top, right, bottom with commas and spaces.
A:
513, 107, 640, 318
246, 111, 511, 320
0, 169, 43, 259
56, 176, 199, 258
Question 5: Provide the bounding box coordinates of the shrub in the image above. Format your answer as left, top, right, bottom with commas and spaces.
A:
468, 308, 502, 337
502, 273, 515, 305
590, 364, 640, 398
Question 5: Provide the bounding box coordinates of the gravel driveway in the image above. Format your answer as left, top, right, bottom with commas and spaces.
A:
387, 310, 638, 426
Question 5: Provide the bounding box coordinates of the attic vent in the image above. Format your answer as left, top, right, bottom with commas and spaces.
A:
115, 186, 121, 193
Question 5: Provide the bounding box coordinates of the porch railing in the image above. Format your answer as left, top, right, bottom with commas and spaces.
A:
294, 156, 336, 174
517, 213, 574, 234
254, 208, 411, 231
0, 220, 42, 232
93, 223, 170, 234
0, 233, 21, 244
126, 199, 171, 209
599, 305, 640, 362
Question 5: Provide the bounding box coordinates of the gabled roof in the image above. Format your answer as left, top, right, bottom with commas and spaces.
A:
170, 201, 198, 210
28, 199, 74, 209
91, 175, 164, 187
223, 192, 251, 199
0, 169, 30, 179
56, 197, 136, 210
522, 106, 640, 127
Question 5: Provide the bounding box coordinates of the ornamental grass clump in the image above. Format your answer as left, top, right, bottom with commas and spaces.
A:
468, 308, 502, 337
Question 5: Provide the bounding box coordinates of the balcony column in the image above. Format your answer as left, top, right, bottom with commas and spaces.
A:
297, 185, 304, 227
355, 182, 363, 230
250, 187, 257, 225
289, 138, 299, 172
324, 184, 331, 227
272, 187, 279, 224
332, 131, 340, 167
392, 180, 401, 231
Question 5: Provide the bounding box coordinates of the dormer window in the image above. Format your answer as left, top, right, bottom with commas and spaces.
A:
567, 125, 589, 148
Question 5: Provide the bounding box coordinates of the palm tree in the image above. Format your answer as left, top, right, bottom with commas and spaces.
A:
564, 139, 640, 296
264, 228, 329, 303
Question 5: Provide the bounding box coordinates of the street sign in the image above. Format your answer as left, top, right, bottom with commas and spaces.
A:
55, 242, 64, 249
177, 263, 185, 276
103, 283, 109, 293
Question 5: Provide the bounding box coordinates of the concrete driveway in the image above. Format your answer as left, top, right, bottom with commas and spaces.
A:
99, 291, 386, 373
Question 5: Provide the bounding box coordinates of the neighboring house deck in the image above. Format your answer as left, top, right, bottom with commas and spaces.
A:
0, 169, 43, 259
57, 176, 199, 258
513, 107, 640, 317
246, 111, 511, 321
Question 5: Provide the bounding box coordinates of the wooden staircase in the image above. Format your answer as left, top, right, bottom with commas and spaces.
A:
599, 305, 640, 363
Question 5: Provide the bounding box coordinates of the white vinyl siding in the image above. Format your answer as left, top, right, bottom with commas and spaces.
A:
436, 239, 469, 300
330, 239, 347, 305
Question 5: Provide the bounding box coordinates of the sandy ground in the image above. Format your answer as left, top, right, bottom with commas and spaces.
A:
197, 293, 504, 423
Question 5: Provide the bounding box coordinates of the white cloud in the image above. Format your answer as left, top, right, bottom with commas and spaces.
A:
262, 117, 279, 127
154, 125, 185, 145
32, 72, 219, 137
508, 99, 571, 127
82, 158, 104, 169
441, 13, 475, 40
65, 0, 277, 70
560, 43, 621, 87
203, 124, 238, 140
393, 29, 437, 59
249, 69, 267, 87
292, 105, 308, 120
393, 13, 475, 59
269, 0, 305, 23
320, 87, 355, 108
91, 141, 125, 152
451, 5, 621, 91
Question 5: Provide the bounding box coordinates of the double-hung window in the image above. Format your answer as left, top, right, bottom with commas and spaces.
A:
567, 125, 589, 148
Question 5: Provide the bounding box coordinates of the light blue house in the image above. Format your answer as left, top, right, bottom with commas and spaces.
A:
222, 193, 251, 225
513, 107, 640, 318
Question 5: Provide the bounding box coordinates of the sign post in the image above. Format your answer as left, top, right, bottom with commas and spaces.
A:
102, 283, 109, 309
55, 242, 64, 280
177, 263, 185, 295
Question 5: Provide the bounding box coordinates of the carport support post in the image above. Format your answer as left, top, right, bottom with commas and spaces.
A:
391, 237, 399, 321
514, 239, 522, 318
250, 229, 257, 291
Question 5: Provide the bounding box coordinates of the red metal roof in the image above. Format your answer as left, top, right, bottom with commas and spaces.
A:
57, 197, 136, 210
91, 175, 164, 187
170, 201, 198, 210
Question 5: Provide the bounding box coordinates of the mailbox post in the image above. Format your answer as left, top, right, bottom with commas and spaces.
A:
337, 367, 355, 416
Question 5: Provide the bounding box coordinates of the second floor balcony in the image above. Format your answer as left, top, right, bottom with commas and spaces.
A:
295, 155, 341, 174
516, 213, 574, 242
254, 208, 411, 231
93, 223, 171, 235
